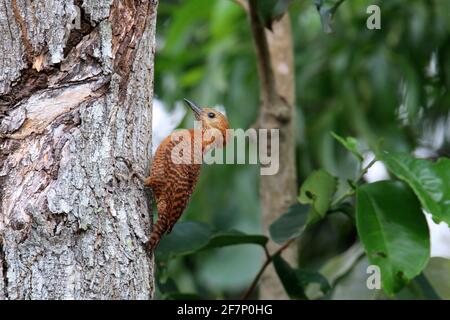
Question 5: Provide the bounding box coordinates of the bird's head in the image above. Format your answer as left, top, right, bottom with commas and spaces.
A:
184, 98, 230, 147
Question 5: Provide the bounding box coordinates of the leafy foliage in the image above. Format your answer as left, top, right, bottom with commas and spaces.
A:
356, 181, 430, 295
269, 203, 309, 244
155, 0, 450, 299
156, 221, 211, 260
318, 242, 364, 288
273, 254, 330, 299
157, 221, 268, 261
331, 132, 364, 162
381, 153, 450, 225
298, 169, 337, 219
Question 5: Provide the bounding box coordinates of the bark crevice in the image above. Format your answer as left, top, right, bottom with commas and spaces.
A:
64, 0, 96, 58
11, 0, 33, 65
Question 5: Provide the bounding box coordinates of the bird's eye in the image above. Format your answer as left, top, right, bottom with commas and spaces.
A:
208, 112, 215, 119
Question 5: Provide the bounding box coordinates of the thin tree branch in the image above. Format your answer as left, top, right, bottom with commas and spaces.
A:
248, 0, 277, 104
241, 238, 296, 300
263, 245, 270, 260
331, 158, 378, 207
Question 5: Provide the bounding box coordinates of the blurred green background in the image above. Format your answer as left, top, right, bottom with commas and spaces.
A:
154, 0, 450, 299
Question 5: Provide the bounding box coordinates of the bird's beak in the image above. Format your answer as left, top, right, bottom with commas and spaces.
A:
183, 98, 202, 119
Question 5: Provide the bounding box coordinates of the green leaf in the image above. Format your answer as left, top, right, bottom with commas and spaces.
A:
157, 221, 268, 260
273, 254, 331, 299
320, 242, 364, 286
356, 181, 430, 295
305, 243, 364, 300
331, 132, 364, 162
381, 153, 450, 225
157, 221, 213, 260
298, 169, 337, 218
200, 230, 268, 250
269, 203, 309, 244
255, 0, 293, 30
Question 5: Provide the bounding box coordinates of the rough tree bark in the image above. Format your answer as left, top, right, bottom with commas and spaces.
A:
0, 0, 158, 299
247, 1, 298, 299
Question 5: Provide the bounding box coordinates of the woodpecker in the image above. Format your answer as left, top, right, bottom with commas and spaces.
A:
144, 99, 230, 250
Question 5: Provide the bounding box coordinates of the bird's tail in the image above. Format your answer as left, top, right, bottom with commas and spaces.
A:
147, 216, 168, 251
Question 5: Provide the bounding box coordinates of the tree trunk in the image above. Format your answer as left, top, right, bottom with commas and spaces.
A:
0, 0, 158, 300
247, 4, 298, 299
258, 15, 297, 300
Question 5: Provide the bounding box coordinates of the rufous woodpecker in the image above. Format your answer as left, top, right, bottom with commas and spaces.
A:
144, 99, 230, 250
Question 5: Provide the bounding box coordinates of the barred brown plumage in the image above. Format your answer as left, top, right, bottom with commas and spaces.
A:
145, 99, 229, 250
